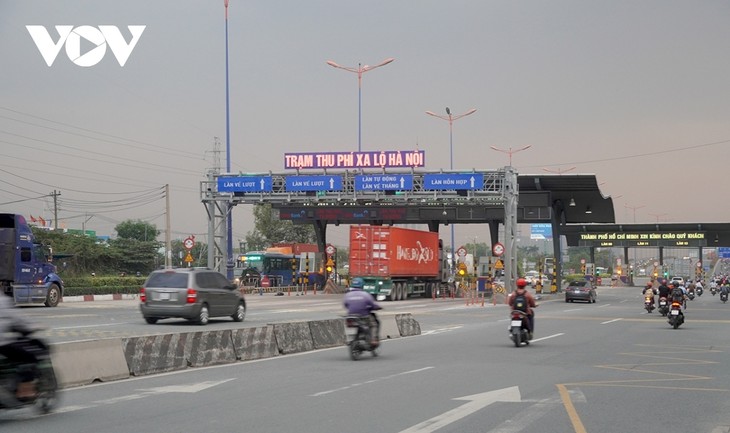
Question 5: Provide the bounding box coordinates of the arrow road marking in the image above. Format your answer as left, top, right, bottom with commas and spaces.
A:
55, 379, 235, 414
399, 386, 521, 433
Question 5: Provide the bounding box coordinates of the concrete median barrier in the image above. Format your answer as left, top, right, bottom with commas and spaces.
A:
122, 331, 237, 376
231, 326, 279, 361
185, 330, 237, 368
51, 339, 129, 388
380, 315, 401, 339
309, 319, 346, 349
395, 313, 421, 337
273, 322, 314, 354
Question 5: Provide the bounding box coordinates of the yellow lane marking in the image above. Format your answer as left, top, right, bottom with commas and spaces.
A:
557, 384, 587, 433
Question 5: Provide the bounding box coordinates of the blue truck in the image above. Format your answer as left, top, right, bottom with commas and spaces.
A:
0, 213, 64, 307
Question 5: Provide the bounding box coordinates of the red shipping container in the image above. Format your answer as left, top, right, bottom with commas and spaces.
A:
349, 226, 439, 278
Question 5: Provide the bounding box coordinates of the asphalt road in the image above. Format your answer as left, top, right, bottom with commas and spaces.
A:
3, 286, 730, 433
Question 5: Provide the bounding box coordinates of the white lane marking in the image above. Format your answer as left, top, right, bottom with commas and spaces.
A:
486, 400, 554, 433
597, 304, 611, 308
310, 367, 434, 397
54, 322, 131, 330
421, 325, 463, 335
530, 333, 564, 342
563, 308, 582, 312
399, 386, 521, 433
601, 318, 623, 325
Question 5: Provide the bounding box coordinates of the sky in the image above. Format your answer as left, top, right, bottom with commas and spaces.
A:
1, 1, 729, 252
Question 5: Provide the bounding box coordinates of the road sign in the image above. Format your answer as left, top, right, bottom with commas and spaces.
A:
325, 244, 336, 255
494, 259, 504, 270
183, 236, 195, 250
423, 173, 484, 190
184, 253, 193, 263
492, 242, 505, 257
217, 176, 273, 192
354, 174, 413, 191
719, 247, 730, 259
285, 175, 343, 192
580, 258, 586, 264
457, 246, 467, 257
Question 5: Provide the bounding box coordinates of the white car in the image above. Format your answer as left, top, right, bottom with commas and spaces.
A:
671, 276, 685, 286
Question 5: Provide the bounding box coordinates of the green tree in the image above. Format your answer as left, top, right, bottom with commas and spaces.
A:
115, 219, 160, 242
244, 204, 316, 250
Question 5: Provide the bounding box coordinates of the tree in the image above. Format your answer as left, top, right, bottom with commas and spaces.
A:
115, 220, 160, 242
244, 204, 316, 250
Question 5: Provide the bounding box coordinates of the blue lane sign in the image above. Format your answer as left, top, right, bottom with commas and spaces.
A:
423, 173, 483, 190
719, 247, 730, 258
218, 176, 273, 192
286, 175, 343, 192
355, 174, 413, 191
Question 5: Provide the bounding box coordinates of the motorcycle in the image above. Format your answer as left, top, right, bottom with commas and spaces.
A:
687, 288, 695, 301
721, 291, 728, 304
657, 297, 669, 317
711, 286, 717, 296
696, 286, 703, 296
644, 295, 655, 313
0, 334, 58, 413
667, 301, 684, 329
509, 310, 531, 347
344, 315, 380, 360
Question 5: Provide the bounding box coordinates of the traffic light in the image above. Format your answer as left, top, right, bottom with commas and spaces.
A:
664, 271, 668, 277
325, 257, 335, 274
458, 268, 466, 276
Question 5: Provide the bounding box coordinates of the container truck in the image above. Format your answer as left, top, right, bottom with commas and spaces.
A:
0, 213, 64, 307
348, 225, 454, 301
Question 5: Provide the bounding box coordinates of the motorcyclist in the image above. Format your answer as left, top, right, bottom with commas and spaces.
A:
657, 280, 671, 300
668, 281, 687, 309
343, 277, 382, 346
507, 278, 537, 338
0, 291, 39, 400
642, 282, 656, 307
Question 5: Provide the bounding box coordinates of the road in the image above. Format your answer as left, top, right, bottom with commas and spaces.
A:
3, 286, 730, 432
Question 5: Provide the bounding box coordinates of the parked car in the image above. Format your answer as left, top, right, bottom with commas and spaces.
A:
565, 280, 597, 303
139, 268, 246, 325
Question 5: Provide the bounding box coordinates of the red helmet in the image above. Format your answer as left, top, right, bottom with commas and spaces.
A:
516, 278, 528, 288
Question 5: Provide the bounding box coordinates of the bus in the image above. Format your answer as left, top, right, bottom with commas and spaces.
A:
235, 251, 323, 287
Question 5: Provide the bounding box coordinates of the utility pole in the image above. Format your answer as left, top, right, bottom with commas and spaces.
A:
165, 184, 172, 268
51, 190, 61, 230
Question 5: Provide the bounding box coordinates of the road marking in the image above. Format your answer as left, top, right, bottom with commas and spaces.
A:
601, 318, 623, 324
597, 304, 611, 308
486, 399, 555, 433
421, 325, 463, 335
53, 322, 131, 330
310, 367, 434, 397
56, 379, 235, 414
531, 333, 564, 342
563, 308, 583, 312
399, 386, 521, 433
557, 384, 588, 433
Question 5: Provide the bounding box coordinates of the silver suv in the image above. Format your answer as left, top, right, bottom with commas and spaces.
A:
140, 268, 246, 325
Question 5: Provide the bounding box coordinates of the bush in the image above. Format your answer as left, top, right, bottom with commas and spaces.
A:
63, 276, 145, 296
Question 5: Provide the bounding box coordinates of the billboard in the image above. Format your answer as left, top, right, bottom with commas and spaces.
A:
531, 223, 553, 240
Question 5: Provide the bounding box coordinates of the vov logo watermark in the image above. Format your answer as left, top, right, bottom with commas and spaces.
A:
26, 25, 146, 67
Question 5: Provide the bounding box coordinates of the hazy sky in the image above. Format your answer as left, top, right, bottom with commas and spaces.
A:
1, 1, 729, 250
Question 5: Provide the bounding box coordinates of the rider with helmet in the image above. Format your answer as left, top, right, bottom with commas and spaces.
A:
0, 291, 39, 400
508, 278, 538, 337
343, 277, 382, 346
642, 282, 657, 307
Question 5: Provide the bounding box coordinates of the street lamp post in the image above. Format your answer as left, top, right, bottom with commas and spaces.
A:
625, 204, 645, 286
425, 107, 477, 262
224, 0, 234, 280
326, 58, 395, 152
490, 145, 532, 167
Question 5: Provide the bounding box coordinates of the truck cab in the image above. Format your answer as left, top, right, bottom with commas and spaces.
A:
0, 213, 64, 307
